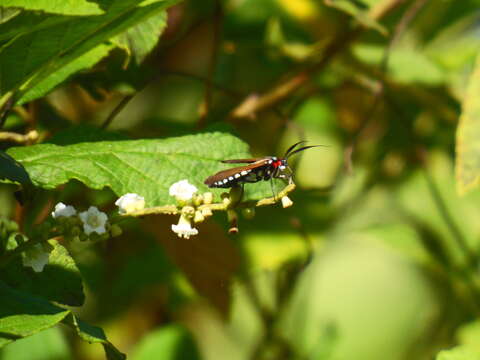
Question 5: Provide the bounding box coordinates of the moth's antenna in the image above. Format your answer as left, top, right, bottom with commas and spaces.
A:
286, 145, 328, 159
284, 141, 308, 157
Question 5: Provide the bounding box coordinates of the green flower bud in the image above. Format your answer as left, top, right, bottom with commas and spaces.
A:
242, 207, 255, 219
110, 224, 123, 237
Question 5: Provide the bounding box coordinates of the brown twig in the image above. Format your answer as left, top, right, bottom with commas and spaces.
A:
198, 0, 224, 129
344, 0, 429, 174
0, 130, 39, 144
100, 94, 134, 129
0, 94, 15, 128
229, 0, 408, 120
100, 70, 243, 130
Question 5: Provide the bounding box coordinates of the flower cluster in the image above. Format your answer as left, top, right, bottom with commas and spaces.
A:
169, 179, 214, 239
22, 202, 115, 273
51, 202, 109, 236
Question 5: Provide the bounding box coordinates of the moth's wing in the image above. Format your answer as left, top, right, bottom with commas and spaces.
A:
204, 159, 269, 186
221, 158, 260, 164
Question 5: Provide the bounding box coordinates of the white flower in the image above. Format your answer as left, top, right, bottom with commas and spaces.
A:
51, 202, 76, 218
115, 193, 145, 214
79, 206, 108, 235
22, 244, 50, 272
169, 180, 198, 202
281, 196, 293, 208
171, 215, 198, 239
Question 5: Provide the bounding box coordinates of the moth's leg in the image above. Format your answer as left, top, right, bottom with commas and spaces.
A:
270, 178, 276, 201
286, 166, 294, 184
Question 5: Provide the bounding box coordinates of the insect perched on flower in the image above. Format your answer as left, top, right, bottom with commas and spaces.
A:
204, 141, 324, 189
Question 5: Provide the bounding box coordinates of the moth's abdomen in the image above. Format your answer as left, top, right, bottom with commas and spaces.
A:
204, 168, 255, 188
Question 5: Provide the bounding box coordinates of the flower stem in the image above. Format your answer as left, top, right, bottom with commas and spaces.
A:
124, 184, 297, 217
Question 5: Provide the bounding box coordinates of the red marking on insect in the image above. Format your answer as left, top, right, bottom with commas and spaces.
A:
204, 141, 325, 189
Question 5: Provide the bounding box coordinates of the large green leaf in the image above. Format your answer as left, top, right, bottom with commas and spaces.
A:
457, 320, 480, 354
436, 346, 480, 360
0, 7, 20, 24
353, 44, 445, 86
0, 0, 103, 16
280, 233, 439, 360
0, 13, 70, 44
456, 55, 480, 194
0, 327, 71, 360
62, 314, 126, 360
111, 10, 167, 64
131, 325, 200, 360
0, 281, 125, 360
19, 43, 114, 104
0, 281, 70, 348
0, 0, 181, 106
2, 238, 84, 307
7, 132, 284, 206
325, 0, 387, 35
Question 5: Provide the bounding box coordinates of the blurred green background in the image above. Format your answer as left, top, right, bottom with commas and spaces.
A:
2, 0, 480, 359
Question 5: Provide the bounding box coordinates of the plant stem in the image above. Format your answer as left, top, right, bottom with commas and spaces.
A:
125, 183, 297, 217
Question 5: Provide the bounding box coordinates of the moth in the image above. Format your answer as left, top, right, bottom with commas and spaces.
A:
204, 141, 323, 188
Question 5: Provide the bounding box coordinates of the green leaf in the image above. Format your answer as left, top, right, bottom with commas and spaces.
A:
0, 7, 21, 24
7, 132, 283, 206
456, 55, 480, 194
325, 0, 387, 35
457, 320, 480, 354
19, 43, 114, 104
111, 10, 167, 64
0, 150, 32, 186
2, 239, 85, 307
131, 325, 200, 360
0, 0, 103, 15
62, 314, 126, 360
0, 281, 125, 359
0, 281, 70, 348
426, 13, 480, 71
436, 346, 480, 360
280, 234, 439, 359
0, 327, 71, 360
0, 13, 70, 44
0, 0, 181, 106
47, 125, 128, 145
353, 44, 445, 85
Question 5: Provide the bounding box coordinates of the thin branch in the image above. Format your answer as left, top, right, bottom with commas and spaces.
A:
229, 0, 409, 120
101, 94, 134, 129
198, 0, 224, 129
344, 0, 429, 174
0, 94, 15, 128
125, 183, 297, 218
0, 130, 39, 144
421, 164, 480, 313
163, 70, 242, 98
422, 166, 478, 270
381, 0, 429, 68
100, 70, 243, 130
